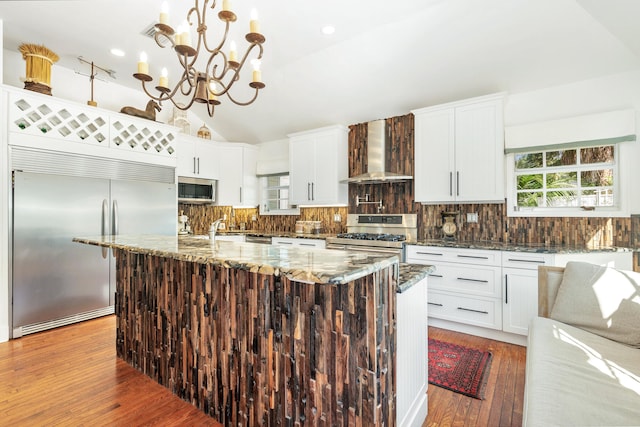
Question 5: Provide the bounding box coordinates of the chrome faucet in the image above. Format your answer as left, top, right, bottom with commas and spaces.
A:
209, 218, 224, 241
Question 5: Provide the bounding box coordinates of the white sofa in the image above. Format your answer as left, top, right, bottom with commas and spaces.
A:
523, 262, 640, 426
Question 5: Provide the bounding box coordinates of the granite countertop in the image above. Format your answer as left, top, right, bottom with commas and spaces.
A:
397, 263, 434, 293
411, 239, 634, 254
73, 235, 398, 285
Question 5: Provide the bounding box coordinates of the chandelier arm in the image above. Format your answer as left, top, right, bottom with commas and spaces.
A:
214, 42, 264, 94
154, 31, 176, 49
225, 87, 260, 106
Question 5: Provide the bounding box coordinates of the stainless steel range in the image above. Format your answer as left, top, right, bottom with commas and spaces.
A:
326, 214, 417, 261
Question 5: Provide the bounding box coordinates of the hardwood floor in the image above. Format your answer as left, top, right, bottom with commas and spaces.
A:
0, 315, 221, 426
0, 316, 525, 426
425, 327, 527, 427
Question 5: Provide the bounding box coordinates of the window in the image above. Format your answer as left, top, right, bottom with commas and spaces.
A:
259, 174, 300, 215
509, 144, 620, 215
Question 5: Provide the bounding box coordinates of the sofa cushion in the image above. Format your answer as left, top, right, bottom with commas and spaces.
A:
550, 261, 640, 347
524, 317, 640, 426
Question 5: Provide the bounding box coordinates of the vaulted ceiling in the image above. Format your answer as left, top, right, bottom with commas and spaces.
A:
1, 0, 640, 143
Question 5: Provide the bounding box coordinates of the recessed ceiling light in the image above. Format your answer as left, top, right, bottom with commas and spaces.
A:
111, 48, 125, 57
321, 25, 335, 35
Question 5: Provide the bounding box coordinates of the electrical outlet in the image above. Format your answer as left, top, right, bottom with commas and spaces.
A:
218, 222, 226, 230
466, 212, 478, 223
223, 214, 228, 220
334, 213, 342, 222
251, 214, 257, 221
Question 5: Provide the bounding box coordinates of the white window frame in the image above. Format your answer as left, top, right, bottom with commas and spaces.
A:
258, 174, 300, 216
506, 143, 630, 218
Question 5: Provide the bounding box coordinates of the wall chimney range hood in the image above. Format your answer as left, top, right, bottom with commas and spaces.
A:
344, 119, 413, 184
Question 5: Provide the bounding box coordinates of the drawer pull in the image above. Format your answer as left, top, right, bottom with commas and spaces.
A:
429, 274, 443, 278
416, 252, 443, 256
428, 302, 444, 307
507, 258, 546, 264
457, 254, 489, 260
277, 241, 293, 245
457, 277, 489, 284
457, 307, 489, 315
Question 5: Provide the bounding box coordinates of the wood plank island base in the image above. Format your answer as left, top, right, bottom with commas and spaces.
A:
73, 235, 431, 426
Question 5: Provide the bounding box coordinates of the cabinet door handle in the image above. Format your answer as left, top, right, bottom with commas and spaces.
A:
457, 277, 489, 284
197, 157, 200, 174
429, 274, 443, 278
416, 251, 443, 256
449, 172, 453, 196
300, 243, 315, 247
457, 307, 489, 315
239, 187, 243, 203
278, 241, 293, 245
456, 171, 460, 196
193, 157, 197, 174
307, 182, 311, 201
505, 274, 509, 304
428, 302, 443, 307
311, 182, 314, 201
457, 254, 489, 260
507, 258, 546, 264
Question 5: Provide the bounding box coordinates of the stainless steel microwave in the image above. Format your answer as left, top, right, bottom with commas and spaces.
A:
177, 177, 216, 204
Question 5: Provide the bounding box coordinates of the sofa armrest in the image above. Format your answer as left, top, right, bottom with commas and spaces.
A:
537, 266, 565, 317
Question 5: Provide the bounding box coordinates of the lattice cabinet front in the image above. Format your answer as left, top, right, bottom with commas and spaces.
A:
7, 90, 177, 159
10, 94, 109, 146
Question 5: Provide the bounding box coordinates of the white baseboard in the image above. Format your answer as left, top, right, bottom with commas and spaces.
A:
428, 317, 528, 346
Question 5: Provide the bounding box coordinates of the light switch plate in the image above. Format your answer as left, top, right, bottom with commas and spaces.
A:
334, 213, 342, 222
467, 212, 478, 223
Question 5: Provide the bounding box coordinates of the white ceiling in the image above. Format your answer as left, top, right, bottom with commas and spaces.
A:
2, 0, 640, 143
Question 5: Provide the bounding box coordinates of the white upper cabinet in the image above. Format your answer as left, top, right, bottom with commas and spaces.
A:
217, 144, 257, 207
288, 125, 348, 206
175, 135, 219, 180
413, 93, 505, 203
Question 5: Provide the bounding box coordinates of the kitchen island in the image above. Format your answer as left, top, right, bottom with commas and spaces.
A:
73, 235, 431, 426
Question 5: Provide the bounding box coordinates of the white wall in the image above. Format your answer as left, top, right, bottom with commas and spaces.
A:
505, 69, 640, 214
256, 138, 289, 175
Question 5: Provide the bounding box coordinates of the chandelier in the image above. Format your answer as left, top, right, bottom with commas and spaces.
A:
133, 0, 265, 117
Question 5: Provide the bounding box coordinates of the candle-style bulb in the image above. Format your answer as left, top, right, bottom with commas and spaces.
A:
229, 40, 237, 62
250, 8, 260, 33
159, 67, 169, 88
137, 52, 149, 75
159, 1, 169, 25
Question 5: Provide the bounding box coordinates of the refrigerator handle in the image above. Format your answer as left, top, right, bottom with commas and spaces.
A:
111, 200, 119, 258
101, 199, 108, 259
112, 200, 119, 236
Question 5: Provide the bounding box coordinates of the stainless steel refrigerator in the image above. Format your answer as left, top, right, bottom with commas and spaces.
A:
11, 147, 176, 337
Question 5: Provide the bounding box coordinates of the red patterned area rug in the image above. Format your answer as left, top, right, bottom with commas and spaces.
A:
428, 338, 493, 399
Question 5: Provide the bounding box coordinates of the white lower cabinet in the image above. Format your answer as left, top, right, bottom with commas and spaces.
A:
271, 237, 326, 249
396, 277, 429, 427
501, 252, 552, 335
428, 291, 502, 330
406, 245, 632, 343
407, 246, 502, 331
